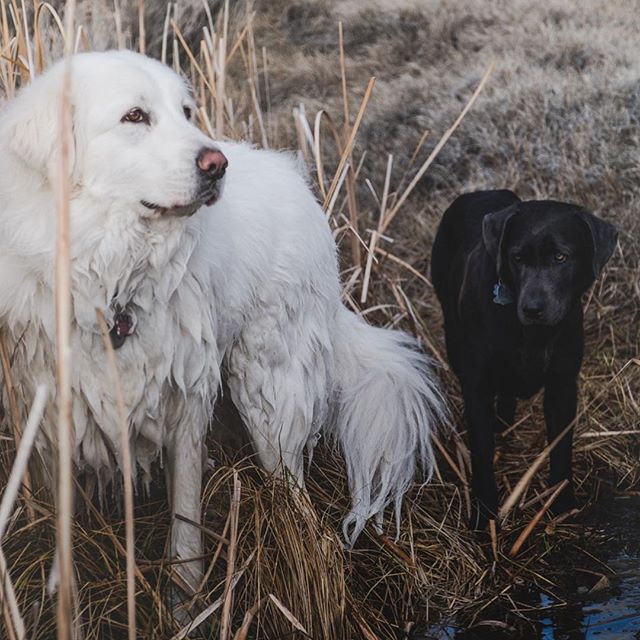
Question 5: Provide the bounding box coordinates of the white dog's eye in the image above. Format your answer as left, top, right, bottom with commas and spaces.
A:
183, 106, 193, 120
121, 107, 150, 125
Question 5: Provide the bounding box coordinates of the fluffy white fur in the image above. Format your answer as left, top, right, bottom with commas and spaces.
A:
0, 51, 447, 590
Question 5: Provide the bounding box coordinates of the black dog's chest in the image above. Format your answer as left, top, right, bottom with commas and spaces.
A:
497, 344, 549, 398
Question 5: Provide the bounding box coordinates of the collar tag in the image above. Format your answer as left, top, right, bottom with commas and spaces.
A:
110, 309, 136, 350
493, 281, 515, 306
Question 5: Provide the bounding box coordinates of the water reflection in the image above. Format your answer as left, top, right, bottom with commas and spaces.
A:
419, 496, 640, 640
538, 554, 640, 639
537, 496, 640, 640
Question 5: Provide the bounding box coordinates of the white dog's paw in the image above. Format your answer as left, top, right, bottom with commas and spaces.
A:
168, 583, 210, 639
47, 552, 60, 596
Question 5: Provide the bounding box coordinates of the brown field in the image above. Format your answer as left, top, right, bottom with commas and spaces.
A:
0, 1, 639, 638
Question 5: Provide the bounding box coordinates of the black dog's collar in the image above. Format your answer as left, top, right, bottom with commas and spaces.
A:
492, 281, 515, 305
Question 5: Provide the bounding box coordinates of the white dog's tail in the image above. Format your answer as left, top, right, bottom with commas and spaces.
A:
330, 307, 448, 545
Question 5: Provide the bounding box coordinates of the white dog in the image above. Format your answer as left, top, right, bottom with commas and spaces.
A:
0, 51, 447, 593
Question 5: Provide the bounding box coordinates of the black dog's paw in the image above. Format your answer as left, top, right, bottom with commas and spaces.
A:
550, 485, 578, 517
469, 500, 499, 532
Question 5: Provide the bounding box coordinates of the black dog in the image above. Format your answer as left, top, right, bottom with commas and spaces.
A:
431, 190, 617, 528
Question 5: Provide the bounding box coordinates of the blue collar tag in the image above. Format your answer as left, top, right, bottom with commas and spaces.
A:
493, 281, 515, 305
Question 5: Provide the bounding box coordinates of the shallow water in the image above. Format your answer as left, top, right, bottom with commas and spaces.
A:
420, 495, 640, 640
534, 494, 640, 640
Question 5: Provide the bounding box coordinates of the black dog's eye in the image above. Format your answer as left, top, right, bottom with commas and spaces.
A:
121, 108, 150, 125
183, 106, 193, 120
554, 253, 568, 263
512, 254, 523, 263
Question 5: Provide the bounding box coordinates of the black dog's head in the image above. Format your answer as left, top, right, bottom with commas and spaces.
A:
482, 200, 617, 326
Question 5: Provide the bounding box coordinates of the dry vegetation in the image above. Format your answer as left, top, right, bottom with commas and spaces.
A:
0, 0, 639, 638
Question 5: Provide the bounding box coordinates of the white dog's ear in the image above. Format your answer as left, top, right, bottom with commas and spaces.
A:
4, 67, 75, 179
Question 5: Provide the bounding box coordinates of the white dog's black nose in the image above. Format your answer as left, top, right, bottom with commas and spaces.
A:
197, 148, 228, 180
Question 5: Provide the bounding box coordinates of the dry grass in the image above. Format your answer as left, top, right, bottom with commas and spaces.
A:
0, 0, 638, 638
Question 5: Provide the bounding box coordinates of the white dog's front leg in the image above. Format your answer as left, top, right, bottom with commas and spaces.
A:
168, 433, 203, 594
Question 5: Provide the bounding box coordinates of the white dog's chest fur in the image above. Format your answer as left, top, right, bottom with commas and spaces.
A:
4, 216, 221, 487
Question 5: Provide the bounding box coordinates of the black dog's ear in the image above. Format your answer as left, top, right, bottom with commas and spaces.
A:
576, 209, 618, 277
482, 203, 519, 276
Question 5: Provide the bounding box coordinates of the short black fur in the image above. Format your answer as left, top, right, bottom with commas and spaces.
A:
431, 190, 618, 528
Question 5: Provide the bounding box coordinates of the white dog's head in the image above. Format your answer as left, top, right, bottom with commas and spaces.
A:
1, 50, 227, 219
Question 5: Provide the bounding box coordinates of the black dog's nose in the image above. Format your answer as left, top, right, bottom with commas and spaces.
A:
197, 148, 228, 180
522, 303, 544, 320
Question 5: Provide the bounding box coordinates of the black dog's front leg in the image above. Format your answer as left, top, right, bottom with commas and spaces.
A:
495, 395, 516, 433
544, 375, 578, 514
463, 385, 498, 529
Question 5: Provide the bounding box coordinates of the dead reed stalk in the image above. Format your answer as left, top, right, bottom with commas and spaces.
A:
53, 1, 76, 637
96, 310, 136, 640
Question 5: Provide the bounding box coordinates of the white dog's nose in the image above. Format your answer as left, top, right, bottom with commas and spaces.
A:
197, 148, 228, 180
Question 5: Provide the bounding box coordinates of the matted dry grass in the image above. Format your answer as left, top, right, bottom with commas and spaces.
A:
0, 1, 638, 638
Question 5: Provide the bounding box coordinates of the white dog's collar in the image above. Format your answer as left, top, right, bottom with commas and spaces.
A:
110, 307, 136, 349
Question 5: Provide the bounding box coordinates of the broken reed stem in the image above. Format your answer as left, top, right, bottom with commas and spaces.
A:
55, 2, 76, 636
361, 154, 392, 303
248, 75, 268, 148
488, 520, 498, 562
0, 546, 23, 640
498, 421, 574, 521
96, 310, 136, 640
0, 336, 22, 448
0, 385, 46, 640
171, 19, 215, 97
408, 128, 430, 167
337, 22, 360, 267
0, 385, 47, 539
520, 483, 560, 511
360, 230, 378, 304
160, 2, 171, 64
2, 600, 16, 640
509, 480, 569, 557
137, 0, 145, 54
216, 30, 226, 138
220, 471, 241, 640
322, 76, 376, 213
19, 0, 34, 80
232, 597, 267, 640
432, 434, 466, 486
113, 0, 123, 49
267, 594, 308, 635
381, 62, 494, 234
373, 247, 432, 288
579, 429, 640, 437
170, 551, 255, 640
500, 359, 633, 521
338, 22, 349, 127
0, 337, 35, 522
313, 110, 328, 200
